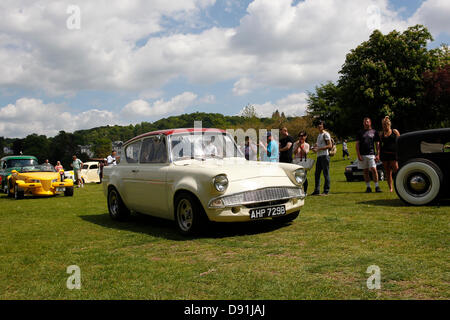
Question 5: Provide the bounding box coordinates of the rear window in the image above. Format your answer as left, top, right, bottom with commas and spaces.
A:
125, 141, 142, 163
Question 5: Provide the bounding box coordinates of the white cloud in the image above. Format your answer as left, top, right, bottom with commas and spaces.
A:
244, 92, 308, 118
408, 0, 450, 36
0, 92, 201, 137
121, 92, 198, 118
0, 98, 118, 137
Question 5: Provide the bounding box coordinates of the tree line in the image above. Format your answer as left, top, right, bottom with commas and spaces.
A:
0, 112, 319, 168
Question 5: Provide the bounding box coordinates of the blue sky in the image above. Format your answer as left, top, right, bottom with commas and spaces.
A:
0, 0, 449, 138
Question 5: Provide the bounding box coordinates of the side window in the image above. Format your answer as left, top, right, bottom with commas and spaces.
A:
90, 164, 98, 170
125, 140, 142, 163
444, 142, 450, 153
420, 141, 444, 153
140, 136, 167, 163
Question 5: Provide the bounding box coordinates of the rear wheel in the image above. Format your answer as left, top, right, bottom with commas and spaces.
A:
174, 192, 208, 236
395, 159, 443, 205
107, 187, 130, 221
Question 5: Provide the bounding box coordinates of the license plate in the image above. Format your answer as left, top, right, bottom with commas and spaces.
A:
56, 187, 66, 192
249, 205, 286, 219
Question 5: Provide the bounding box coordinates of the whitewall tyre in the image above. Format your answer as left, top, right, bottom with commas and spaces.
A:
395, 159, 443, 205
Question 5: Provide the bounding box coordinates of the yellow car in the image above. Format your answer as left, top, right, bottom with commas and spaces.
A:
7, 164, 74, 199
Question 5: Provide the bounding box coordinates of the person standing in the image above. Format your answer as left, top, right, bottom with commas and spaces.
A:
379, 116, 400, 192
244, 136, 257, 161
311, 121, 332, 196
71, 155, 84, 188
259, 131, 279, 162
107, 151, 118, 166
356, 117, 382, 193
293, 131, 310, 193
55, 160, 64, 181
279, 127, 294, 163
55, 161, 63, 172
342, 139, 350, 160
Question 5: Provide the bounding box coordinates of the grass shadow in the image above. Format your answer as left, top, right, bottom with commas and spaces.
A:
79, 212, 291, 241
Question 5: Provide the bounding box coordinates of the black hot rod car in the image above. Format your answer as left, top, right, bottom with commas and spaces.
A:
394, 128, 450, 205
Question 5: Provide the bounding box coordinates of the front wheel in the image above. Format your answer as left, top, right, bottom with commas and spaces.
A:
395, 159, 443, 206
64, 187, 74, 196
174, 193, 208, 236
107, 187, 130, 221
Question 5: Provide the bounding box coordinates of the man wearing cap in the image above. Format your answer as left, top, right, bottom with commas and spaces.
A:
311, 121, 332, 195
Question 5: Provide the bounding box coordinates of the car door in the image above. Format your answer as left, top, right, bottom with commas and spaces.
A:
121, 140, 142, 211
88, 163, 99, 182
129, 135, 170, 218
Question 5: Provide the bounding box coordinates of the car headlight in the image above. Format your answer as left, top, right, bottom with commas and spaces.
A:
213, 174, 228, 192
345, 167, 352, 172
294, 168, 306, 185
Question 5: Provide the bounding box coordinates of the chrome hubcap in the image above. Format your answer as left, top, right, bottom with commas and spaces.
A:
409, 175, 427, 193
177, 199, 193, 231
405, 173, 430, 196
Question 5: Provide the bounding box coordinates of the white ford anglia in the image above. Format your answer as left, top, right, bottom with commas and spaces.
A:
102, 128, 307, 235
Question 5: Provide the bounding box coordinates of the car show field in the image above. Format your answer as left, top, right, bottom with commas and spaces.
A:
0, 142, 448, 300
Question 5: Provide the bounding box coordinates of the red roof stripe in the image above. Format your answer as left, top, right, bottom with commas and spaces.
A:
124, 128, 227, 145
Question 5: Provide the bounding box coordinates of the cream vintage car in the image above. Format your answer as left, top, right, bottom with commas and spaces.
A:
102, 128, 307, 235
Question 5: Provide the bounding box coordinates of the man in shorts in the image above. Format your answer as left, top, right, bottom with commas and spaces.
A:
356, 117, 381, 193
71, 155, 84, 188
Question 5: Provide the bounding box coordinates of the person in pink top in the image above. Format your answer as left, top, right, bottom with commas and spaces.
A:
55, 161, 63, 172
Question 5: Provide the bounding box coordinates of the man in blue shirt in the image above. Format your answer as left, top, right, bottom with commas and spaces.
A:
260, 131, 279, 162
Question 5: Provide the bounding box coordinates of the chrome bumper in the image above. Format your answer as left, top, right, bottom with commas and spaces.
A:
208, 186, 305, 208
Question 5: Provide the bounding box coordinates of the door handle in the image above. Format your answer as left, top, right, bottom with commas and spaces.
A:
131, 169, 139, 173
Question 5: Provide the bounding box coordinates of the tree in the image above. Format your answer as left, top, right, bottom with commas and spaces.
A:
337, 25, 439, 134
306, 81, 343, 136
423, 64, 450, 128
241, 104, 259, 119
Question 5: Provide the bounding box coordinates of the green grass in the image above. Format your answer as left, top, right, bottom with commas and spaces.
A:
0, 142, 449, 299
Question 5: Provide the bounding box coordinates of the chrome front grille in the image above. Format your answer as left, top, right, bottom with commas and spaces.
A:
209, 187, 304, 208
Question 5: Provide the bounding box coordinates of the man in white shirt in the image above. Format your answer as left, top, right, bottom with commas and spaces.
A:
311, 121, 332, 195
107, 151, 118, 166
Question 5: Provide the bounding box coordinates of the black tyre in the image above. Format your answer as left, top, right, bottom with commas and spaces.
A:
174, 192, 208, 236
395, 159, 443, 206
273, 211, 300, 223
107, 187, 130, 221
14, 184, 24, 200
64, 187, 74, 196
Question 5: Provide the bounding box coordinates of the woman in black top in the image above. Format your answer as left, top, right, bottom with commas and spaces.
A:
380, 116, 400, 192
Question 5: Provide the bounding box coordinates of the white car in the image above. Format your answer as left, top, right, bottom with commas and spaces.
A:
80, 161, 100, 183
102, 128, 307, 235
